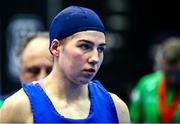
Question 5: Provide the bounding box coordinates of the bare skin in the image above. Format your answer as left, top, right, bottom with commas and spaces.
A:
0, 31, 130, 123
20, 37, 53, 83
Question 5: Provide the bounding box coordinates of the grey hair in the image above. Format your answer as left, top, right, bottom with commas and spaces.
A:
17, 32, 49, 57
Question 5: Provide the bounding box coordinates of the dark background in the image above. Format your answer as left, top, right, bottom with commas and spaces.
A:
1, 0, 180, 104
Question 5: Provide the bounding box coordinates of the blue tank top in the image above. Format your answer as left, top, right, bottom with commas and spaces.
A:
22, 80, 119, 123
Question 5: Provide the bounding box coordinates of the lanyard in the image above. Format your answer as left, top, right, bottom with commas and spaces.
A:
158, 77, 180, 123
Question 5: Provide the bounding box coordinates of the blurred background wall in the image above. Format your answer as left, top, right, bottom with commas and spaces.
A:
1, 0, 180, 103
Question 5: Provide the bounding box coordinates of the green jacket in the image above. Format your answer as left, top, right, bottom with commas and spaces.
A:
0, 99, 3, 108
129, 71, 180, 123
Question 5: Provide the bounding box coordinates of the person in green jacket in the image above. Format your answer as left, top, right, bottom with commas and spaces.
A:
129, 37, 180, 123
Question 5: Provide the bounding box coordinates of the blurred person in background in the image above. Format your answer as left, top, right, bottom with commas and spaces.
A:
0, 32, 53, 108
129, 37, 180, 123
17, 32, 53, 83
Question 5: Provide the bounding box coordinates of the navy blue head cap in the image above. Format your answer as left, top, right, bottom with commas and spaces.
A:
49, 6, 105, 47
